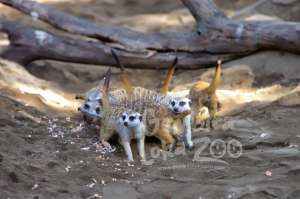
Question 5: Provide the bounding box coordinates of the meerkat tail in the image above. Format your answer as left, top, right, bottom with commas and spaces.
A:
208, 59, 222, 93
111, 49, 134, 95
101, 68, 112, 109
160, 56, 178, 94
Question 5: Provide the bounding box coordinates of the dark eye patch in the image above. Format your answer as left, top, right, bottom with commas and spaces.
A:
179, 101, 186, 106
129, 116, 135, 121
170, 101, 175, 107
95, 107, 100, 114
122, 115, 126, 120
84, 104, 90, 110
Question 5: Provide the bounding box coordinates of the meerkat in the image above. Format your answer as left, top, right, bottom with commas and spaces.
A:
111, 50, 191, 150
76, 82, 127, 123
167, 97, 193, 149
78, 99, 102, 123
189, 60, 222, 129
76, 51, 175, 123
99, 68, 147, 161
118, 111, 146, 161
159, 59, 194, 149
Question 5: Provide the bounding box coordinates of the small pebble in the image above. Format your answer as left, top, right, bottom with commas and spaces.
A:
265, 170, 272, 176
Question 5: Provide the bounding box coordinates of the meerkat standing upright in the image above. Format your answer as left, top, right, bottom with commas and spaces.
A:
189, 60, 222, 129
98, 68, 147, 161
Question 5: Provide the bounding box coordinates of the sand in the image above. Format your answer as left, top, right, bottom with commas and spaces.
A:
0, 0, 300, 198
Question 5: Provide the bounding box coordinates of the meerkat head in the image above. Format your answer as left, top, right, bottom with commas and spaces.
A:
78, 100, 102, 119
80, 90, 118, 119
119, 111, 143, 128
168, 97, 191, 114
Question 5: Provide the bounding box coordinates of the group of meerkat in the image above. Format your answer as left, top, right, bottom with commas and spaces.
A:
76, 50, 222, 161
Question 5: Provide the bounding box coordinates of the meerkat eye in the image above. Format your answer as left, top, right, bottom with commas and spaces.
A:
170, 101, 175, 107
95, 107, 100, 114
122, 115, 126, 121
84, 104, 90, 110
129, 116, 135, 121
179, 101, 186, 106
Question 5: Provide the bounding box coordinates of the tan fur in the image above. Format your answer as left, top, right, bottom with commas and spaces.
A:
113, 52, 186, 149
189, 60, 222, 129
154, 107, 190, 150
147, 107, 190, 150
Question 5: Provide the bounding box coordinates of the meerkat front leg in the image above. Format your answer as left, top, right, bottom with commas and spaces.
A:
122, 140, 133, 162
209, 95, 218, 130
183, 115, 194, 149
134, 124, 146, 161
117, 127, 134, 161
137, 136, 146, 161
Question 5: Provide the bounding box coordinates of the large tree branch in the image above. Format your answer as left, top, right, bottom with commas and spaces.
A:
0, 20, 243, 69
0, 0, 300, 69
182, 0, 227, 34
0, 0, 256, 54
182, 0, 300, 52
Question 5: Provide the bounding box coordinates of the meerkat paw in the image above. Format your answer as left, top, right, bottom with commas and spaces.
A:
184, 141, 194, 150
126, 158, 134, 162
101, 140, 111, 148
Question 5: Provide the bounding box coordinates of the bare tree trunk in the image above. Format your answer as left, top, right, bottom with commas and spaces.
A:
0, 0, 300, 69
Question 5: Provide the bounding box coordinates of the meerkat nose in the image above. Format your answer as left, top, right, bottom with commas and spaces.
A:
124, 122, 128, 127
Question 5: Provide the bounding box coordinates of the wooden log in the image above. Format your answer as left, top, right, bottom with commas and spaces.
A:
0, 0, 300, 69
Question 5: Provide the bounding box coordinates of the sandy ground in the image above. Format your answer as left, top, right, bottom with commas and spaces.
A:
1, 0, 300, 199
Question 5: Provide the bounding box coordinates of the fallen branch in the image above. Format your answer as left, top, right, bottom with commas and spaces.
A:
0, 0, 300, 69
0, 20, 242, 69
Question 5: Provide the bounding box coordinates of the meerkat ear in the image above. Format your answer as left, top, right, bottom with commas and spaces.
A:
75, 95, 85, 100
